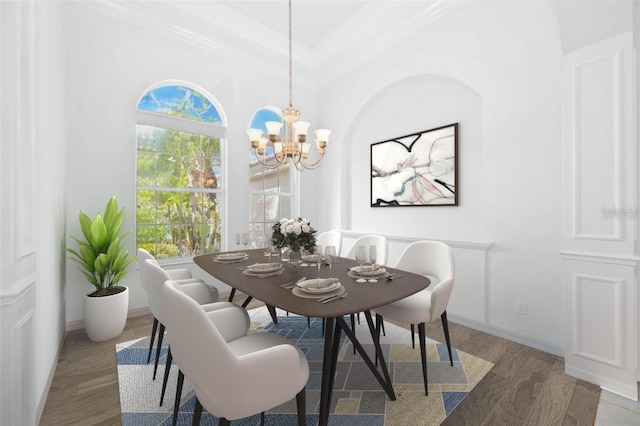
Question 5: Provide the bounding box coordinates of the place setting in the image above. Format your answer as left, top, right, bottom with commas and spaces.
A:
241, 261, 285, 278
285, 276, 346, 302
212, 252, 249, 263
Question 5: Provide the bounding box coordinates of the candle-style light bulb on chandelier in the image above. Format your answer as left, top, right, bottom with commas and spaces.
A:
246, 0, 331, 171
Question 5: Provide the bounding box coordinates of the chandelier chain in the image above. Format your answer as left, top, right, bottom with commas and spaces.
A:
288, 0, 293, 108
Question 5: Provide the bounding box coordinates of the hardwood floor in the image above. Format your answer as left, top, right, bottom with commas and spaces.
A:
40, 298, 600, 425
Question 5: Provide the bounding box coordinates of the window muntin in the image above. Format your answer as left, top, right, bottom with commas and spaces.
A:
136, 83, 225, 259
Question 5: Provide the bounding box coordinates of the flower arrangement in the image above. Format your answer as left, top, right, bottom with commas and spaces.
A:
271, 217, 317, 252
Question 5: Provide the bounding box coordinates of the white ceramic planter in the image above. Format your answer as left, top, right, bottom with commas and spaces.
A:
83, 286, 129, 342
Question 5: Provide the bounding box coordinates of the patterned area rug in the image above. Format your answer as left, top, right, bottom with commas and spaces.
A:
116, 307, 493, 425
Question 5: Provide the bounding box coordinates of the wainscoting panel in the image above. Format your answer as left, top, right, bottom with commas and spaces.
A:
0, 278, 36, 426
563, 255, 637, 400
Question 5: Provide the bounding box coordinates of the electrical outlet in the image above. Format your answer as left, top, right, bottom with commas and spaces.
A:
516, 301, 527, 315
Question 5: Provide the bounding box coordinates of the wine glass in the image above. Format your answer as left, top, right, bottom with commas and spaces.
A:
368, 245, 378, 283
235, 232, 240, 250
241, 233, 249, 251
355, 245, 367, 283
325, 246, 336, 276
314, 244, 323, 279
265, 238, 273, 262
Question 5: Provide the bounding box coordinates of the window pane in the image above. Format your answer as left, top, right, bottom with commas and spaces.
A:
136, 189, 220, 258
137, 85, 223, 125
136, 190, 157, 224
136, 152, 157, 187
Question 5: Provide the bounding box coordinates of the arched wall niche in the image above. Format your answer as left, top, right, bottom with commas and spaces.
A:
340, 73, 486, 242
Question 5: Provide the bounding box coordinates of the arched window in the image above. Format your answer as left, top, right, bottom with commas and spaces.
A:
136, 82, 226, 259
248, 107, 294, 248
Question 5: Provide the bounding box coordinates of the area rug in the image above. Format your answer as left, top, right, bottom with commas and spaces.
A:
116, 307, 493, 425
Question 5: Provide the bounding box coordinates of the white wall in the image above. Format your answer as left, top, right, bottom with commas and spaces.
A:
62, 2, 318, 324
34, 1, 67, 418
317, 1, 565, 351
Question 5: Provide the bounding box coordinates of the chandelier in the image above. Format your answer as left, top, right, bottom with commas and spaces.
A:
246, 0, 331, 171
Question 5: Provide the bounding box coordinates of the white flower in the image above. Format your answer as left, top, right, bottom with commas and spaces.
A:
285, 224, 294, 234
280, 218, 289, 224
293, 223, 302, 235
302, 224, 310, 233
301, 218, 310, 225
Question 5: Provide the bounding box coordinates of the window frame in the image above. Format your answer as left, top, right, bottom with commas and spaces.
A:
136, 82, 227, 264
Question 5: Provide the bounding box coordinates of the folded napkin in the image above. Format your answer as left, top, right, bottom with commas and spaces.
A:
314, 277, 339, 289
248, 262, 279, 270
351, 264, 381, 272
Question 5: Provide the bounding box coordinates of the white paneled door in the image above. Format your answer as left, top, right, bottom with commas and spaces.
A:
562, 32, 638, 401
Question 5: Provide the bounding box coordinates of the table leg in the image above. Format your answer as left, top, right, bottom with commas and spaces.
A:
336, 316, 396, 401
319, 317, 340, 426
266, 304, 278, 324
364, 311, 395, 397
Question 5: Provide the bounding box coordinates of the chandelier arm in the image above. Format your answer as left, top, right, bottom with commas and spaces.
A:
290, 151, 326, 171
254, 152, 285, 170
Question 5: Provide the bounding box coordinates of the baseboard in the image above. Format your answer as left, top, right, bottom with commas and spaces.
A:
447, 313, 563, 357
565, 364, 639, 401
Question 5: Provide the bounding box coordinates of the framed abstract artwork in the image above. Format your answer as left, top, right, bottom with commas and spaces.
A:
371, 123, 458, 207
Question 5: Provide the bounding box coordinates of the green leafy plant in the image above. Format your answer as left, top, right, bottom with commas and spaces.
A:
67, 195, 136, 297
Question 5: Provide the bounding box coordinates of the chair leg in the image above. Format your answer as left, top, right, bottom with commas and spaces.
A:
192, 397, 203, 426
296, 387, 306, 426
307, 316, 311, 328
147, 317, 158, 363
418, 322, 428, 396
350, 314, 357, 354
219, 418, 231, 426
260, 411, 265, 426
410, 324, 416, 349
172, 370, 184, 426
160, 345, 172, 406
153, 323, 165, 380
441, 311, 454, 366
241, 296, 253, 308
228, 288, 236, 302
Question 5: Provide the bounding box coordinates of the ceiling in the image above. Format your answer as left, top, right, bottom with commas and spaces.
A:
85, 0, 465, 89
82, 0, 633, 90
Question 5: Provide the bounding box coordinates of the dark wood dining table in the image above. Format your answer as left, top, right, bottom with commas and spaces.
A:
194, 248, 430, 426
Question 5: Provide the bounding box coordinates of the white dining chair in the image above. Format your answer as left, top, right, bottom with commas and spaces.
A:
373, 240, 455, 396
162, 280, 309, 426
137, 248, 220, 363
316, 230, 342, 256
140, 259, 236, 408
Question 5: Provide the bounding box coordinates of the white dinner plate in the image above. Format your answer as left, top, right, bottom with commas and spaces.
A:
215, 253, 248, 261
242, 267, 284, 277
297, 279, 341, 294
349, 266, 387, 276
293, 285, 345, 299
246, 263, 283, 273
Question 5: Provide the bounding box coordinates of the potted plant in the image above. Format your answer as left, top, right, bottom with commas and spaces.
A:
67, 195, 136, 341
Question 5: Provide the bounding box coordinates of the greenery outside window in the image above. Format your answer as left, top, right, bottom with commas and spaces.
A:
136, 83, 226, 259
